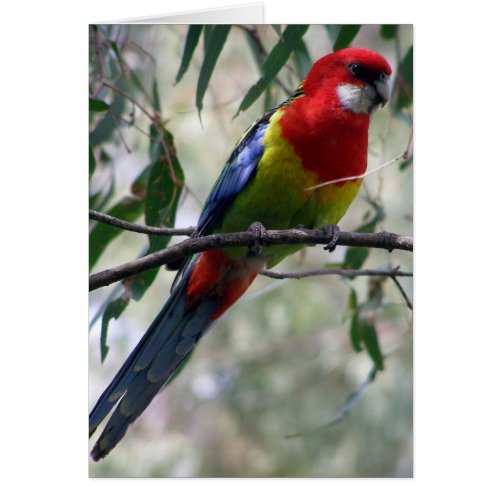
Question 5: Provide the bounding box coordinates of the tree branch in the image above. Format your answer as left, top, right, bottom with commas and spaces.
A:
89, 226, 413, 291
89, 209, 195, 236
260, 267, 412, 281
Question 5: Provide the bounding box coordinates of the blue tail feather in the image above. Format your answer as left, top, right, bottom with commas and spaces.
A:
89, 265, 218, 460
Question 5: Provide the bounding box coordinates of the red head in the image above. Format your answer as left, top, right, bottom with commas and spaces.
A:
303, 48, 392, 114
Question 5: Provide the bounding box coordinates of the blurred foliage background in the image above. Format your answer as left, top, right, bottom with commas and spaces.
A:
89, 24, 413, 477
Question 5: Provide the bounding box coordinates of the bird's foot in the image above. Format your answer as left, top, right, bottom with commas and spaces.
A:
248, 221, 268, 255
321, 224, 341, 253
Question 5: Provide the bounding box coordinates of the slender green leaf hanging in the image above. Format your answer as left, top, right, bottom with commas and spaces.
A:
196, 25, 231, 117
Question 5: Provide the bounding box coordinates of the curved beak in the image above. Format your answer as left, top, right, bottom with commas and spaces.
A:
373, 78, 390, 107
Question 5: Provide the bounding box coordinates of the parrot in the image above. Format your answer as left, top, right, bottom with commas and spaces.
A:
89, 47, 392, 461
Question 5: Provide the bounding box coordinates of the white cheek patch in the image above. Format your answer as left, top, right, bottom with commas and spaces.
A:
336, 83, 378, 114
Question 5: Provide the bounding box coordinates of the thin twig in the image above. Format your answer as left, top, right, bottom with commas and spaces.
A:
305, 130, 414, 192
284, 340, 407, 439
102, 82, 155, 122
285, 364, 378, 438
89, 209, 195, 236
390, 275, 413, 310
89, 227, 413, 291
122, 39, 157, 64
260, 267, 412, 280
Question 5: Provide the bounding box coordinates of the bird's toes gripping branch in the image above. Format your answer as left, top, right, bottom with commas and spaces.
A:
248, 221, 268, 255
321, 224, 341, 253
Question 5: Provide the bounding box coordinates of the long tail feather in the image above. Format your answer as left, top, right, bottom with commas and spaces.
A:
89, 267, 217, 460
89, 275, 188, 437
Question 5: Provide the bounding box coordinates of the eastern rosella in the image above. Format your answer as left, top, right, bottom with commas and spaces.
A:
90, 47, 392, 460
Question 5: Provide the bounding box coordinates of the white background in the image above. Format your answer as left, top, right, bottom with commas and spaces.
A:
2, 0, 499, 497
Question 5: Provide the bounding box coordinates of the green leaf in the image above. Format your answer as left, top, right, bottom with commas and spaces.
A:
89, 98, 110, 112
131, 163, 153, 201
380, 24, 398, 40
293, 39, 312, 80
348, 287, 358, 310
110, 40, 121, 60
333, 25, 361, 51
347, 285, 384, 368
360, 320, 384, 370
100, 296, 130, 362
399, 154, 413, 171
203, 25, 213, 50
396, 46, 413, 110
350, 313, 363, 353
130, 125, 185, 301
89, 196, 144, 270
89, 144, 96, 180
152, 79, 161, 113
348, 289, 363, 352
196, 25, 231, 117
236, 25, 310, 116
175, 25, 203, 84
89, 93, 125, 147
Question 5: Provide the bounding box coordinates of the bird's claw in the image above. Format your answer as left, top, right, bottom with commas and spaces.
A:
321, 224, 340, 253
248, 221, 267, 255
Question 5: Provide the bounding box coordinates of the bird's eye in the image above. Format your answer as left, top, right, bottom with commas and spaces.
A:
349, 63, 362, 77
380, 72, 388, 81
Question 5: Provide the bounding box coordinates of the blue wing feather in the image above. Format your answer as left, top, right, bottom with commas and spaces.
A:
196, 117, 270, 235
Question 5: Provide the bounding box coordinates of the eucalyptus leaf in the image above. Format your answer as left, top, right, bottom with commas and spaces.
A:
203, 25, 213, 50
89, 144, 96, 180
360, 320, 384, 370
236, 25, 309, 116
175, 25, 203, 84
334, 25, 361, 51
396, 46, 413, 110
348, 288, 363, 352
350, 312, 363, 353
89, 98, 110, 112
380, 25, 398, 40
196, 25, 231, 117
89, 93, 125, 147
130, 125, 185, 301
